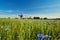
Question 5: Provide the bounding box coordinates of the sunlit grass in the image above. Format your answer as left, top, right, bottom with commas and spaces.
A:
0, 18, 60, 40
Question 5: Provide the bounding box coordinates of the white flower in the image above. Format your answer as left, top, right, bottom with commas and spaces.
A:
16, 35, 20, 38
58, 33, 60, 34
5, 28, 10, 31
44, 35, 48, 38
58, 33, 60, 36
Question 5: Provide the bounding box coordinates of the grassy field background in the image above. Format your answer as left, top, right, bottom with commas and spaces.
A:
0, 18, 60, 40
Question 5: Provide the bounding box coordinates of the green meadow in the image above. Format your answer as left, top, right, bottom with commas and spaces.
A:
0, 18, 60, 40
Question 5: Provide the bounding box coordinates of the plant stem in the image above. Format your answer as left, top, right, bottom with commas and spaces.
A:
41, 39, 43, 40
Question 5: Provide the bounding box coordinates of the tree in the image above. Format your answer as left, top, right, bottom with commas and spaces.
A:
33, 17, 40, 19
44, 17, 47, 19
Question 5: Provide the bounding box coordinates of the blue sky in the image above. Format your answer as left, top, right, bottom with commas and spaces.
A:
0, 0, 60, 18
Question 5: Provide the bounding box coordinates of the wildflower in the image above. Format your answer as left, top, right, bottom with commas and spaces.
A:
44, 35, 48, 38
48, 36, 52, 38
37, 34, 45, 39
5, 28, 10, 32
45, 35, 52, 38
58, 33, 60, 35
16, 35, 20, 38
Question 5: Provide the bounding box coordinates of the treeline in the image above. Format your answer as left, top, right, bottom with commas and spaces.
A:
7, 17, 60, 20
7, 17, 47, 19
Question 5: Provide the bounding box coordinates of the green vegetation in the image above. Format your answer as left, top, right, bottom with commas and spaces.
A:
0, 18, 60, 40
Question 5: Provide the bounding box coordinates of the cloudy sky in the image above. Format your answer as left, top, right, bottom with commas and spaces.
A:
0, 0, 60, 18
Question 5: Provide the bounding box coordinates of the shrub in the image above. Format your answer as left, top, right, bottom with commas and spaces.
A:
33, 17, 40, 19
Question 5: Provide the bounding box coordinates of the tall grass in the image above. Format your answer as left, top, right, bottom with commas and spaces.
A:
0, 18, 60, 40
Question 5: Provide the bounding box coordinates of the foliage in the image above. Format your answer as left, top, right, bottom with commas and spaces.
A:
33, 17, 40, 19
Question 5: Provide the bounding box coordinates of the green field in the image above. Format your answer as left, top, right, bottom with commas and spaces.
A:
0, 18, 60, 40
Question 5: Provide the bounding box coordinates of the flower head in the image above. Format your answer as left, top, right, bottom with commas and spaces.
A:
58, 33, 60, 35
37, 34, 45, 39
58, 33, 60, 36
48, 36, 52, 38
44, 35, 48, 38
45, 35, 52, 38
16, 35, 20, 38
5, 28, 10, 32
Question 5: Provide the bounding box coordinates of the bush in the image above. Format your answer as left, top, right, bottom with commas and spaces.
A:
33, 17, 40, 19
44, 17, 47, 19
15, 18, 18, 19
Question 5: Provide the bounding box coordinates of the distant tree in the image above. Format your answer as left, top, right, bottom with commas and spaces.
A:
44, 17, 47, 19
33, 17, 40, 19
15, 18, 18, 19
8, 17, 10, 19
